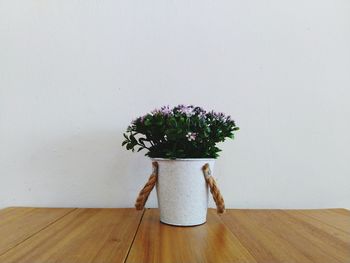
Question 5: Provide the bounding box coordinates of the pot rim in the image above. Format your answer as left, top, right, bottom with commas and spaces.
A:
151, 158, 216, 161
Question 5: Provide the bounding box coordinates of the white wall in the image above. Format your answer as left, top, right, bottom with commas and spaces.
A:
1, 0, 349, 209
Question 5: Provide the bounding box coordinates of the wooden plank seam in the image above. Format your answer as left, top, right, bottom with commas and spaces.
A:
0, 208, 77, 257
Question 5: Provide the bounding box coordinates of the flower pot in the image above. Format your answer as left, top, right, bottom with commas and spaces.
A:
153, 158, 215, 226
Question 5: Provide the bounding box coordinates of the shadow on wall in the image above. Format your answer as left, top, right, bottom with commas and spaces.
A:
15, 130, 150, 208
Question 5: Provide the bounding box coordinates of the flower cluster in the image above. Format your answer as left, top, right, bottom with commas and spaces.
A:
123, 105, 239, 159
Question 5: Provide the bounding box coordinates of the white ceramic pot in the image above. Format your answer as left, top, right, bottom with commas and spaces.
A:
153, 158, 215, 226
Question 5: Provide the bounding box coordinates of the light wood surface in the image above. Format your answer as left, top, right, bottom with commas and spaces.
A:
0, 207, 349, 263
126, 209, 256, 263
0, 208, 143, 263
0, 207, 74, 256
220, 209, 350, 263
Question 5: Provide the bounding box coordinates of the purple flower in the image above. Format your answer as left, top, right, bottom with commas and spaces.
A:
208, 110, 227, 121
177, 105, 195, 117
160, 105, 173, 116
150, 105, 173, 116
151, 108, 160, 115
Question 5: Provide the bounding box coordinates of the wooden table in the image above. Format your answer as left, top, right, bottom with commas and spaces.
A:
0, 208, 349, 263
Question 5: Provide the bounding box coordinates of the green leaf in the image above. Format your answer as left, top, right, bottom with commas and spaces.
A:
126, 143, 132, 150
137, 147, 144, 152
130, 134, 137, 144
144, 119, 152, 126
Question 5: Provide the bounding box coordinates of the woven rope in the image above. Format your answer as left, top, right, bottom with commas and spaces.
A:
202, 163, 225, 214
134, 161, 225, 214
134, 161, 158, 210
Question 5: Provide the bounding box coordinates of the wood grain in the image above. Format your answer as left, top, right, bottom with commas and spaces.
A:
0, 208, 144, 263
299, 209, 350, 233
221, 209, 350, 263
126, 208, 256, 263
0, 208, 349, 263
0, 207, 74, 256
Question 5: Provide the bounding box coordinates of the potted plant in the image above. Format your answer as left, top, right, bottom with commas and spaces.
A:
122, 105, 239, 226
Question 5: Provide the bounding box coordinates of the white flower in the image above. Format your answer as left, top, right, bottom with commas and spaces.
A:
178, 106, 194, 117
186, 132, 197, 141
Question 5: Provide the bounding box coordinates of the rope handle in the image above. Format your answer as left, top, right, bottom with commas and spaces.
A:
134, 161, 225, 214
135, 161, 158, 210
202, 163, 225, 214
